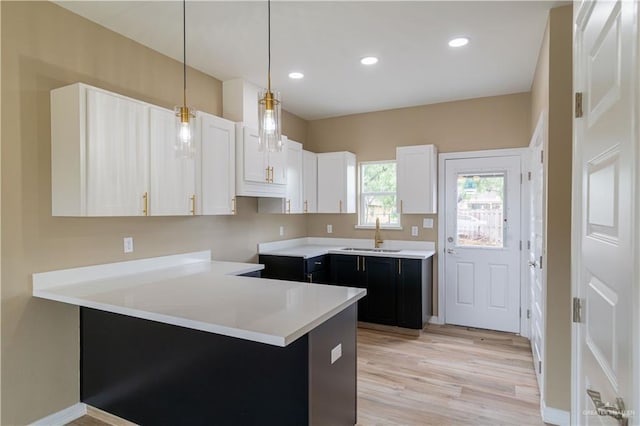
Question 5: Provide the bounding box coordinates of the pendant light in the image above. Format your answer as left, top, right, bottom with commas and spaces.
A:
175, 0, 195, 158
258, 0, 282, 152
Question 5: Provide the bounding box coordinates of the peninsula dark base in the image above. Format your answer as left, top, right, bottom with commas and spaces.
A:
80, 305, 357, 426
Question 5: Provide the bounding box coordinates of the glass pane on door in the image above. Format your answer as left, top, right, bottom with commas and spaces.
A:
456, 173, 505, 247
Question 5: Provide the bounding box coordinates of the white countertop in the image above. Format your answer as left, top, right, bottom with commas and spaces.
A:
33, 251, 365, 347
258, 237, 436, 260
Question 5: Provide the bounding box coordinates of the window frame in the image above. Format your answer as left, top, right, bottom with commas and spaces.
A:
357, 160, 402, 230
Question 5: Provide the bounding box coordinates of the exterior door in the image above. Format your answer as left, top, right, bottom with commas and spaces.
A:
529, 115, 545, 394
573, 0, 637, 424
444, 155, 521, 333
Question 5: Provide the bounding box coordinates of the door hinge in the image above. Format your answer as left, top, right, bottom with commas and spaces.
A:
527, 309, 531, 319
538, 360, 542, 374
520, 173, 523, 184
539, 255, 543, 269
528, 171, 532, 181
519, 307, 522, 318
519, 240, 522, 251
573, 297, 583, 323
540, 150, 544, 164
527, 240, 531, 250
575, 92, 583, 118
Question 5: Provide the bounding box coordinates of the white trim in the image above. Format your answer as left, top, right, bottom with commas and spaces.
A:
428, 315, 444, 325
29, 403, 87, 426
437, 148, 527, 332
541, 400, 570, 426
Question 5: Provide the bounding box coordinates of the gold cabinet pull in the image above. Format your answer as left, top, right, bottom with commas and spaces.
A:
339, 200, 343, 213
142, 192, 148, 216
270, 166, 275, 183
265, 167, 270, 182
304, 200, 308, 213
286, 199, 291, 214
190, 194, 196, 215
398, 259, 402, 275
231, 197, 236, 215
356, 256, 360, 271
362, 257, 366, 271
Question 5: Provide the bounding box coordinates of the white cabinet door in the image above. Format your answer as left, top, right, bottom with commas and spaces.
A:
85, 88, 149, 216
149, 106, 195, 216
317, 152, 356, 214
303, 150, 317, 213
268, 148, 287, 185
242, 126, 267, 184
197, 112, 236, 215
285, 140, 303, 213
396, 145, 437, 214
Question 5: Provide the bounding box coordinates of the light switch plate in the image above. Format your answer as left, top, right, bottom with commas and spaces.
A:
327, 224, 333, 234
423, 218, 434, 229
331, 343, 342, 364
411, 226, 419, 237
123, 237, 134, 253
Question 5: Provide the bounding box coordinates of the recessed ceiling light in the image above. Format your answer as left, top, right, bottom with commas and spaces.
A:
448, 37, 469, 48
360, 56, 379, 65
288, 72, 304, 79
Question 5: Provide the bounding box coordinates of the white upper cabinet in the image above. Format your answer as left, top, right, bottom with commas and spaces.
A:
396, 144, 438, 214
258, 138, 303, 214
235, 124, 286, 197
196, 112, 236, 215
303, 150, 318, 213
317, 152, 356, 214
51, 83, 150, 216
149, 106, 196, 216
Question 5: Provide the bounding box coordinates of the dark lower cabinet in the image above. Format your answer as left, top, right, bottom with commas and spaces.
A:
330, 254, 368, 321
362, 256, 396, 326
259, 255, 330, 284
396, 258, 432, 329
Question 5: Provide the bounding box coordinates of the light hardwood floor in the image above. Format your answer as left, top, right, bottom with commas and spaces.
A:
68, 324, 543, 426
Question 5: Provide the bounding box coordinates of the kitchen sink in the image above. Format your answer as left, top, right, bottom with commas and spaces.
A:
339, 248, 402, 253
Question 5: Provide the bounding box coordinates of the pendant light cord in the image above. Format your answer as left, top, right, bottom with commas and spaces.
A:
183, 0, 187, 106
267, 0, 271, 92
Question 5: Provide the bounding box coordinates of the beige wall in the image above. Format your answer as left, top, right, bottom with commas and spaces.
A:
542, 5, 573, 411
306, 93, 531, 313
0, 2, 307, 424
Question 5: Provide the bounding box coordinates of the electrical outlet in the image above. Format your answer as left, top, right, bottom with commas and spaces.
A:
123, 237, 134, 253
327, 224, 333, 234
331, 343, 342, 364
423, 218, 434, 229
411, 226, 419, 237
279, 226, 284, 236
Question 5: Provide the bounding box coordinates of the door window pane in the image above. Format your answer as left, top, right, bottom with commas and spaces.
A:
456, 173, 505, 247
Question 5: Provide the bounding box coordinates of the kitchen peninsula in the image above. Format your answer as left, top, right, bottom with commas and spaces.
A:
33, 251, 365, 425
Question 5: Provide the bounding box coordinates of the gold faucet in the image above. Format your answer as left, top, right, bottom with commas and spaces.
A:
374, 218, 384, 248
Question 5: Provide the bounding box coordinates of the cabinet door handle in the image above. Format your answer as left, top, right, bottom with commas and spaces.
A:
231, 197, 236, 215
286, 199, 291, 214
190, 194, 196, 215
270, 166, 275, 183
307, 273, 313, 283
362, 257, 366, 271
357, 256, 360, 271
339, 200, 343, 213
143, 192, 148, 216
304, 200, 308, 213
265, 167, 270, 182
398, 259, 402, 275
314, 261, 323, 265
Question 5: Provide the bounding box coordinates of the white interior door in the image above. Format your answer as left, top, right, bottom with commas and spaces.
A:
573, 0, 637, 424
529, 115, 545, 395
444, 155, 521, 333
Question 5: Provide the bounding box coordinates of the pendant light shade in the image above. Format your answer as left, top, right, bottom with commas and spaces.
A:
258, 0, 282, 152
175, 0, 195, 158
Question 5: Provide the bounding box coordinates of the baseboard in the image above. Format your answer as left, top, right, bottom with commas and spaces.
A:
29, 402, 87, 426
87, 405, 138, 425
428, 315, 444, 325
541, 400, 570, 425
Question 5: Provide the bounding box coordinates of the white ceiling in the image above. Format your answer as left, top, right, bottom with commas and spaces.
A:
55, 1, 562, 120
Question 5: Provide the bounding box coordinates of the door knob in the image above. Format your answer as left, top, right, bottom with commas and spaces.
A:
528, 260, 538, 268
586, 389, 629, 425
446, 248, 456, 254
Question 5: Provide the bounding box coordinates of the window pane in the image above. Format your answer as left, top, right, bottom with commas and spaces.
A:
363, 194, 399, 225
456, 173, 505, 247
362, 163, 396, 193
